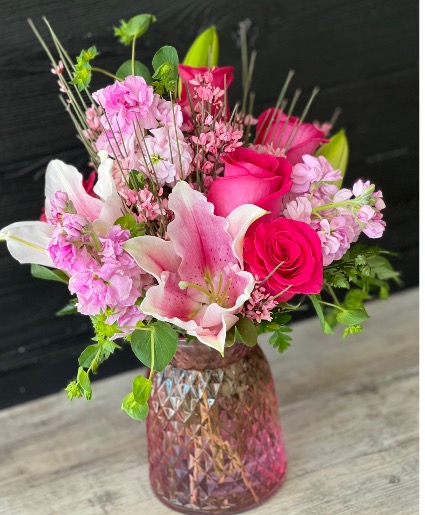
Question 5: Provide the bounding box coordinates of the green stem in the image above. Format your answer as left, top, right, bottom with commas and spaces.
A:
148, 329, 155, 381
131, 36, 137, 75
312, 199, 357, 213
318, 300, 344, 311
91, 67, 121, 81
327, 285, 341, 307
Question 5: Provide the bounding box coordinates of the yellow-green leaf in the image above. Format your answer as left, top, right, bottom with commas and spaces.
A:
316, 129, 349, 187
183, 26, 219, 68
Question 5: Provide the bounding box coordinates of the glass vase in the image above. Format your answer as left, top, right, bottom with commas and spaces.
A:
146, 340, 286, 514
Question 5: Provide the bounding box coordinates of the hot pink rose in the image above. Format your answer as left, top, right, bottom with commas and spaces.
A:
255, 108, 326, 165
243, 218, 323, 301
207, 147, 292, 222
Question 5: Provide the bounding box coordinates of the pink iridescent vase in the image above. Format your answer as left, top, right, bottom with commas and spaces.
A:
147, 340, 286, 514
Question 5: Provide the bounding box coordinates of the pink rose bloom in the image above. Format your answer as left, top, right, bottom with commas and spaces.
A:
244, 218, 323, 302
255, 108, 326, 164
207, 147, 292, 223
178, 64, 233, 118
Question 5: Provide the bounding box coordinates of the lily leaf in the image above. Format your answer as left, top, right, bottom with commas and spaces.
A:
183, 26, 219, 68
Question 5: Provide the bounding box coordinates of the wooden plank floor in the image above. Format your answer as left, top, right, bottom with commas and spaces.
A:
0, 289, 418, 514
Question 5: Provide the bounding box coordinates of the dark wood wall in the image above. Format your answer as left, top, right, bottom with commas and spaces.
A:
0, 0, 418, 408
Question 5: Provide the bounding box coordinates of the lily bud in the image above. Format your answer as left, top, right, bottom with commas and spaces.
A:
183, 26, 219, 68
316, 129, 349, 187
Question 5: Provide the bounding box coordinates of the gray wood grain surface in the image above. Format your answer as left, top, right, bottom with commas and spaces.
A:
0, 288, 418, 514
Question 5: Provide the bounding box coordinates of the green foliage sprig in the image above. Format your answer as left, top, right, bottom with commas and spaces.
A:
310, 244, 401, 337
70, 46, 99, 91
259, 313, 293, 353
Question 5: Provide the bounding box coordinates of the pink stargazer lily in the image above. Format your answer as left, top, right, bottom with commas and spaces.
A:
124, 181, 266, 354
0, 155, 122, 266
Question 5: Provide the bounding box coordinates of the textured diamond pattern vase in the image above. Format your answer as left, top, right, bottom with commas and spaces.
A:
147, 341, 286, 514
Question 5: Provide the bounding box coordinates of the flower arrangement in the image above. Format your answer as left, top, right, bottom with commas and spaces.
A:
1, 15, 399, 422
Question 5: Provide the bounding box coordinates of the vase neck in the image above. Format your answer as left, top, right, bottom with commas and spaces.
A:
171, 339, 252, 370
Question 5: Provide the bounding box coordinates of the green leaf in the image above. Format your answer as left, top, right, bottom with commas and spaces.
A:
121, 392, 149, 421
131, 322, 178, 372
127, 14, 157, 38
152, 46, 179, 93
309, 295, 334, 334
344, 289, 370, 310
114, 14, 157, 46
224, 327, 236, 347
116, 60, 152, 83
183, 26, 219, 68
153, 46, 179, 73
77, 46, 99, 64
327, 271, 350, 289
234, 317, 257, 347
77, 367, 92, 400
78, 344, 100, 368
55, 299, 78, 317
132, 375, 152, 405
114, 213, 146, 237
272, 312, 292, 326
31, 264, 69, 284
316, 129, 349, 187
269, 329, 292, 353
336, 308, 369, 326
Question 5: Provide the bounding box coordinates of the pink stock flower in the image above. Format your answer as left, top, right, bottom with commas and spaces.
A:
282, 196, 313, 224
139, 127, 193, 185
357, 205, 386, 238
207, 147, 292, 222
291, 155, 342, 195
313, 214, 357, 265
66, 225, 149, 329
281, 156, 386, 264
49, 191, 70, 224
48, 225, 94, 273
124, 181, 266, 353
150, 96, 183, 127
93, 76, 157, 137
255, 108, 327, 164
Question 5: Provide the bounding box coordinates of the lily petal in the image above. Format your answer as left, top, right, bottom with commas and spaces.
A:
124, 236, 181, 281
45, 160, 103, 221
140, 272, 201, 327
0, 221, 54, 266
191, 311, 239, 353
94, 158, 124, 226
226, 204, 267, 267
167, 181, 236, 286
